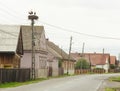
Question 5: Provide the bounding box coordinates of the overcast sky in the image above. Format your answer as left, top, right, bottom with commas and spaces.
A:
0, 0, 120, 58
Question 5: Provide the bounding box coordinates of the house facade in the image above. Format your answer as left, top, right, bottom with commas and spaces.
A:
0, 25, 23, 68
20, 26, 48, 78
47, 41, 61, 76
71, 52, 110, 73
47, 39, 75, 75
47, 49, 60, 76
62, 59, 75, 74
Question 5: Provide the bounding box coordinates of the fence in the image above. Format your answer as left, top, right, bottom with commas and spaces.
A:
75, 69, 120, 74
108, 69, 120, 73
0, 68, 30, 83
75, 69, 105, 74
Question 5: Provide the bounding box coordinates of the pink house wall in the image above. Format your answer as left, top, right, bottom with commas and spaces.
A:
21, 52, 47, 69
47, 52, 59, 76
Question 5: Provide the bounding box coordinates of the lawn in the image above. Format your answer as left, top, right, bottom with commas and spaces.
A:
105, 88, 116, 91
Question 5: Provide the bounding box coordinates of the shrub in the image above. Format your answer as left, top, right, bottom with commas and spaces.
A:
75, 58, 90, 69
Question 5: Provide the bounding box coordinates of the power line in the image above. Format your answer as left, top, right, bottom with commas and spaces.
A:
0, 2, 29, 24
0, 29, 17, 37
0, 1, 25, 20
39, 21, 120, 40
0, 7, 21, 23
0, 2, 120, 41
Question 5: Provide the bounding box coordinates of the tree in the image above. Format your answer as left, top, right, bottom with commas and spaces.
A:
75, 58, 90, 69
110, 64, 116, 69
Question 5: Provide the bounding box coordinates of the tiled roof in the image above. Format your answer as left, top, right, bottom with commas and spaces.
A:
47, 44, 62, 59
46, 40, 74, 60
0, 25, 21, 53
71, 53, 110, 65
110, 56, 116, 65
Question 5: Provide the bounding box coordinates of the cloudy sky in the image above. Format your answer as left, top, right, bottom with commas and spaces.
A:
0, 0, 120, 58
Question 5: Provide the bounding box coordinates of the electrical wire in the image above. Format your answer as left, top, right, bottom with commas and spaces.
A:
0, 1, 29, 25
39, 21, 120, 40
0, 1, 25, 20
0, 29, 17, 37
0, 1, 120, 41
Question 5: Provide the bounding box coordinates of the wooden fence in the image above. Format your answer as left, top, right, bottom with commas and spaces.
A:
75, 69, 120, 74
0, 68, 30, 83
75, 69, 105, 74
108, 69, 120, 73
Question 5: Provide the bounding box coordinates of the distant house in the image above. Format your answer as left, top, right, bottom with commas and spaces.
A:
71, 53, 110, 73
46, 39, 75, 75
110, 56, 117, 65
110, 56, 118, 69
20, 26, 48, 78
0, 25, 23, 68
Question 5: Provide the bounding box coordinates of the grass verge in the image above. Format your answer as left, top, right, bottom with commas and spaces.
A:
0, 78, 48, 88
105, 76, 120, 91
0, 74, 75, 88
105, 88, 116, 91
105, 87, 120, 91
109, 76, 120, 82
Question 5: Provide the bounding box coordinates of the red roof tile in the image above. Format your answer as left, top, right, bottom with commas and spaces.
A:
71, 53, 110, 65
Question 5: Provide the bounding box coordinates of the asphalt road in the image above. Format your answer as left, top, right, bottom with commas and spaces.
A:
1, 74, 120, 91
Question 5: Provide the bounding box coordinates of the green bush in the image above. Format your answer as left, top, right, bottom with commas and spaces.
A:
75, 58, 90, 69
110, 64, 116, 69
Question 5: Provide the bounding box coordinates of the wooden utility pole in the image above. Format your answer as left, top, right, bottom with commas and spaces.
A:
82, 42, 85, 57
81, 42, 85, 73
67, 36, 72, 75
102, 48, 105, 70
28, 11, 38, 80
89, 54, 91, 72
103, 48, 104, 54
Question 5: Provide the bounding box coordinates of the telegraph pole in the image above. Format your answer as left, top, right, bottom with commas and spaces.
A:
28, 11, 38, 80
67, 36, 72, 75
89, 54, 91, 72
82, 42, 85, 57
81, 42, 85, 73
